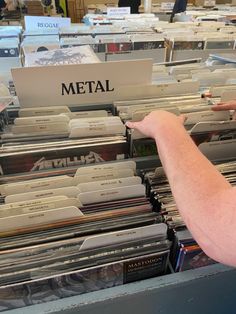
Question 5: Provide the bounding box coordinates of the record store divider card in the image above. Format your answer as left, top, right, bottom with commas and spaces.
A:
24, 16, 71, 30
12, 60, 153, 108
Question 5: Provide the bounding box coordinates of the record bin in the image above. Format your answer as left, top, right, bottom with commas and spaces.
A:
1, 157, 236, 314
4, 264, 236, 314
166, 37, 236, 62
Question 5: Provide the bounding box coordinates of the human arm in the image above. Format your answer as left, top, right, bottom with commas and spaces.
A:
126, 111, 236, 266
212, 100, 236, 119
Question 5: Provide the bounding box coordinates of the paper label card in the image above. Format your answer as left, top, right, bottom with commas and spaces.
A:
24, 16, 71, 31
204, 0, 216, 6
107, 7, 130, 16
161, 2, 174, 10
12, 60, 152, 107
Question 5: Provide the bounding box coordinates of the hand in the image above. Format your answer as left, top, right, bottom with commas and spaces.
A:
211, 100, 236, 119
125, 110, 186, 140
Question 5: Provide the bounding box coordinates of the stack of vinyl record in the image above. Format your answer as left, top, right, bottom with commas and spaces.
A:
0, 160, 170, 311
5, 114, 126, 139
114, 90, 235, 159
143, 160, 236, 271
0, 100, 10, 133
60, 36, 97, 48
0, 224, 170, 311
0, 107, 129, 175
21, 34, 60, 56
0, 160, 164, 236
2, 106, 126, 139
171, 228, 216, 272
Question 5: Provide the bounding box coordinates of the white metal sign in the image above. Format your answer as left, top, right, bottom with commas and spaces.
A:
12, 60, 152, 107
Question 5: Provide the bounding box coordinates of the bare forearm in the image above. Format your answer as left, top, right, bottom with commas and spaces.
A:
155, 120, 235, 264
155, 121, 230, 204
127, 111, 236, 265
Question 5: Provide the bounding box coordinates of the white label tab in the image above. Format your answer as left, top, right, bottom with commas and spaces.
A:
107, 7, 130, 16
24, 16, 71, 31
161, 2, 174, 10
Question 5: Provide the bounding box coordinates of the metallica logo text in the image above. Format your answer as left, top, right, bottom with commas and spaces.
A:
31, 152, 105, 171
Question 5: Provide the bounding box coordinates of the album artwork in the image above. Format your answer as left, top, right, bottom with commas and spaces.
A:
204, 40, 234, 50
0, 138, 128, 175
24, 46, 100, 67
106, 43, 132, 53
133, 139, 157, 158
0, 251, 169, 312
173, 41, 205, 50
0, 48, 19, 58
191, 129, 236, 146
133, 41, 165, 50
175, 245, 216, 272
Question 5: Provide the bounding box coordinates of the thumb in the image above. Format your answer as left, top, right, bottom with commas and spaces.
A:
125, 120, 142, 130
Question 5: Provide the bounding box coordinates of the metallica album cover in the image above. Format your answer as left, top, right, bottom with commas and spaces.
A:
0, 137, 129, 175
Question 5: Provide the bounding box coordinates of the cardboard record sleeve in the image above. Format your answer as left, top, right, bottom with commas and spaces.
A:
0, 136, 129, 175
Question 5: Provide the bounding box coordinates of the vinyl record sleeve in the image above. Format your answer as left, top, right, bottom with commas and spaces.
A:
133, 41, 165, 50
0, 225, 168, 276
173, 40, 204, 50
0, 250, 169, 312
0, 212, 161, 251
0, 204, 152, 238
0, 138, 128, 175
0, 242, 169, 286
178, 246, 216, 272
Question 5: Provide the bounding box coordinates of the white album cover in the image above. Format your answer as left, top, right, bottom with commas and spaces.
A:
24, 45, 100, 67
